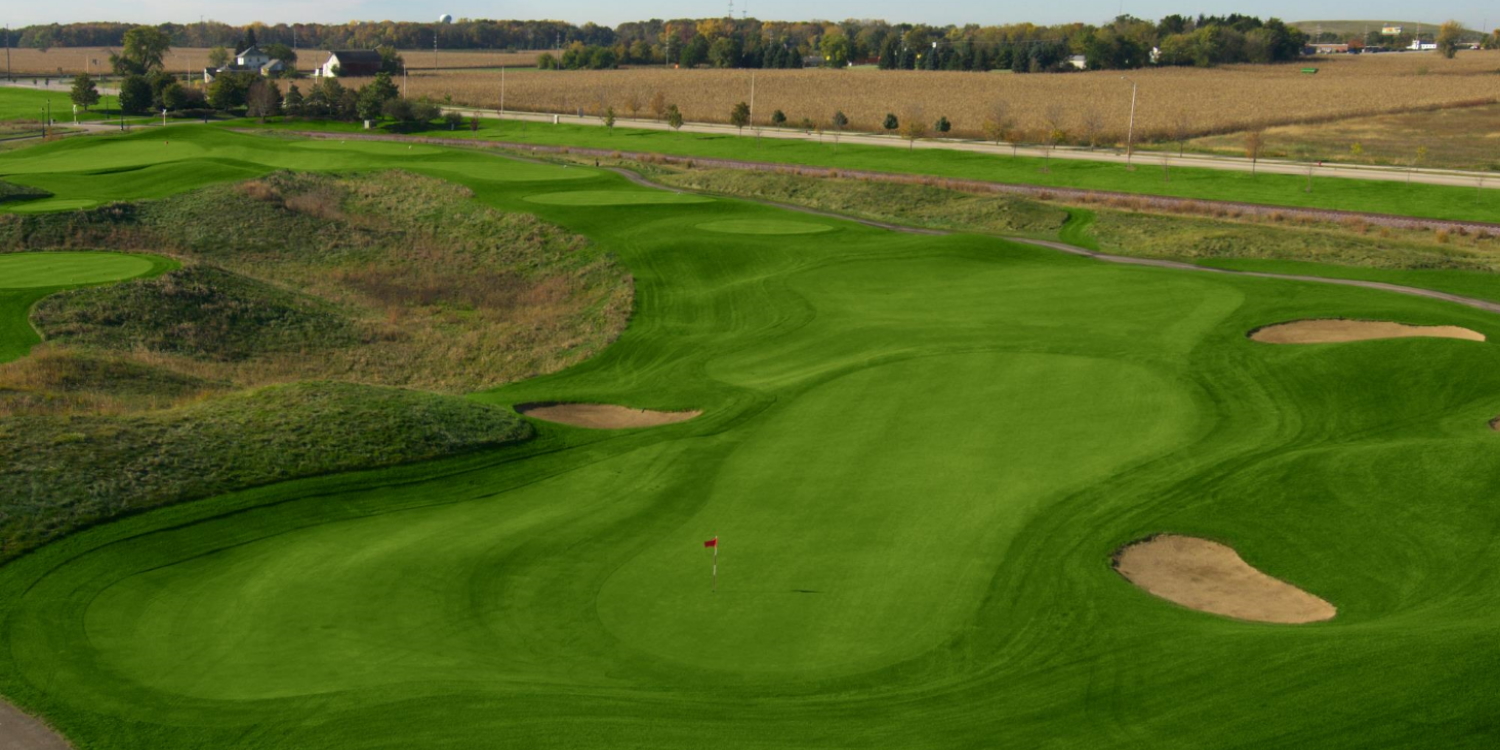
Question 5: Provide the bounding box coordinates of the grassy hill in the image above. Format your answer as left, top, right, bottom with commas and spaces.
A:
1291, 19, 1482, 37
6, 127, 1500, 749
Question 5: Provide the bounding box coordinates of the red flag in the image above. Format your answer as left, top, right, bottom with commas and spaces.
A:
703, 537, 718, 548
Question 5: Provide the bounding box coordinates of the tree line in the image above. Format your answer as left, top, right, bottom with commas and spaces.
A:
9, 14, 1315, 72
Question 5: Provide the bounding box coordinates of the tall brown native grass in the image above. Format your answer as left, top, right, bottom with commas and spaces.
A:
372, 50, 1500, 144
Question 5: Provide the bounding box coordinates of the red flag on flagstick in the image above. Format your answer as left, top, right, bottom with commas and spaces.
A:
703, 537, 718, 548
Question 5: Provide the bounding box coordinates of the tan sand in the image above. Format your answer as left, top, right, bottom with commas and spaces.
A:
1249, 319, 1484, 344
1113, 535, 1336, 624
515, 402, 701, 429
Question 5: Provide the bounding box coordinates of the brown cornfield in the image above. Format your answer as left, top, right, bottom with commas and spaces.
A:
381, 50, 1500, 144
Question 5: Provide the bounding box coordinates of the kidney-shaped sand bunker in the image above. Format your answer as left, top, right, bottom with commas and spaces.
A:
515, 402, 701, 429
1113, 535, 1335, 624
1249, 319, 1484, 344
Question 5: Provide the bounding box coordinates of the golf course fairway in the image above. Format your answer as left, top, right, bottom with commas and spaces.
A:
4, 127, 1500, 749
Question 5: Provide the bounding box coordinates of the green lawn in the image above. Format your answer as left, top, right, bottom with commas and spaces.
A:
257, 116, 1500, 224
0, 251, 174, 363
0, 85, 114, 123
6, 128, 1500, 748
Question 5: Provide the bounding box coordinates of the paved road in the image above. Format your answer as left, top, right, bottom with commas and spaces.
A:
0, 701, 70, 750
460, 107, 1499, 191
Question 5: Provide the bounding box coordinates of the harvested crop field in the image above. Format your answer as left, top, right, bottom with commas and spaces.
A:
1114, 535, 1337, 624
1249, 319, 1486, 344
515, 402, 702, 428
385, 50, 1500, 142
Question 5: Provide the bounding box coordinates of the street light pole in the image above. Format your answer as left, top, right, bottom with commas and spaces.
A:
1121, 75, 1138, 165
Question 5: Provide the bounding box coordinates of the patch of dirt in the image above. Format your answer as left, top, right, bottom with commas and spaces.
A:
1249, 319, 1485, 344
0, 699, 72, 749
1113, 534, 1336, 624
514, 402, 701, 429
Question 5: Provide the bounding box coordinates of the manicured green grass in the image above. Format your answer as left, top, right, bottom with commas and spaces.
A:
0, 251, 155, 288
0, 86, 112, 123
0, 251, 174, 363
524, 188, 713, 205
258, 117, 1500, 224
8, 128, 1500, 749
696, 218, 835, 235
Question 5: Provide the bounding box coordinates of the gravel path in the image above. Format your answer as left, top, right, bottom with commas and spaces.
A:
279, 130, 1500, 236
0, 701, 70, 750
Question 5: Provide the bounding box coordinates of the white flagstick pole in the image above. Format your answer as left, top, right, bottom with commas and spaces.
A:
713, 539, 718, 594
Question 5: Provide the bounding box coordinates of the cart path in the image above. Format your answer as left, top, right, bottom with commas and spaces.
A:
0, 701, 71, 750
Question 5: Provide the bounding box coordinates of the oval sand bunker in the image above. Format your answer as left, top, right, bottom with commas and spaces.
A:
515, 402, 701, 429
1250, 319, 1484, 344
1113, 535, 1335, 624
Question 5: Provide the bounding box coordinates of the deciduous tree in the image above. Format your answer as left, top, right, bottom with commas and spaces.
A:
69, 73, 100, 111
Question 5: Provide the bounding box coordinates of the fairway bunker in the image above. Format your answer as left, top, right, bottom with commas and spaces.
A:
1249, 319, 1485, 344
514, 402, 701, 429
697, 219, 835, 236
524, 190, 712, 207
1113, 535, 1336, 624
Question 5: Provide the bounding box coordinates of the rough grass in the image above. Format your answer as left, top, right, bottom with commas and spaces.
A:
0, 171, 634, 392
0, 380, 532, 560
33, 264, 360, 361
655, 168, 1069, 235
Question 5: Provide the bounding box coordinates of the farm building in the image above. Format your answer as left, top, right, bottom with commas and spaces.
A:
202, 45, 287, 82
316, 50, 384, 78
1307, 43, 1351, 54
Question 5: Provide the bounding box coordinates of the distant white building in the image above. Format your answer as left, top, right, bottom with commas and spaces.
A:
314, 50, 385, 78
203, 45, 287, 82
1381, 25, 1403, 35
1408, 40, 1438, 51
1066, 54, 1088, 70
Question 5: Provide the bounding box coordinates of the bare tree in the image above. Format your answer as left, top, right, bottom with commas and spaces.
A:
1080, 107, 1104, 150
899, 106, 928, 150
1172, 112, 1193, 156
624, 90, 643, 118
649, 91, 667, 120
981, 100, 1012, 149
1244, 129, 1264, 176
1041, 104, 1066, 168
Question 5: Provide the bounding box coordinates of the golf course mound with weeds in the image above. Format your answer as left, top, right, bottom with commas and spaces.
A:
1249, 319, 1486, 344
515, 402, 702, 429
1113, 535, 1336, 624
655, 168, 1069, 234
0, 381, 531, 560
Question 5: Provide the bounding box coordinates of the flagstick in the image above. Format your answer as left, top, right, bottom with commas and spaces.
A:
712, 541, 718, 594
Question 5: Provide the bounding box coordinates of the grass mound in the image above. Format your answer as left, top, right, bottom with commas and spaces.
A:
0, 381, 532, 560
656, 169, 1069, 234
33, 264, 360, 361
0, 180, 50, 205
0, 349, 224, 416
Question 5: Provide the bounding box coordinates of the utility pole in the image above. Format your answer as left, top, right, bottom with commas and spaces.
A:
1121, 75, 1138, 165
500, 65, 505, 117
5, 24, 11, 83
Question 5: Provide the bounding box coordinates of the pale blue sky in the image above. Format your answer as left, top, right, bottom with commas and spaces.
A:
5, 1, 1496, 31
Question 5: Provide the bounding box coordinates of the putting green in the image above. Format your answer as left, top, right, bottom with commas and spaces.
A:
2, 197, 98, 213
0, 252, 157, 289
524, 189, 713, 206
696, 218, 834, 235
8, 127, 1500, 750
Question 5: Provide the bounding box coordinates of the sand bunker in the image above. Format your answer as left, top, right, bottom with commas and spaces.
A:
515, 402, 701, 429
1249, 319, 1484, 344
1113, 535, 1335, 624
